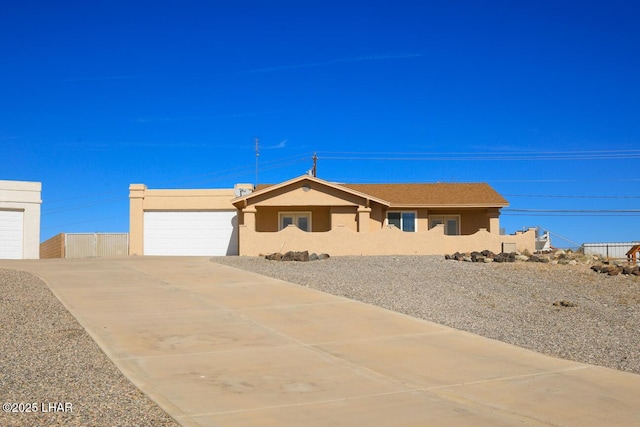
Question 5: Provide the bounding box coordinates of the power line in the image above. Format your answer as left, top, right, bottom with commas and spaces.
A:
317, 148, 640, 161
320, 148, 640, 155
42, 197, 126, 216
490, 178, 640, 183
320, 154, 640, 161
504, 213, 640, 216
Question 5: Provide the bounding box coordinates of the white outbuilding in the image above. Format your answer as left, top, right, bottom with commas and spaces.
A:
0, 180, 42, 259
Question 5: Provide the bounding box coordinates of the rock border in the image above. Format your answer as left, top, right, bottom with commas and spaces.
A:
265, 250, 330, 262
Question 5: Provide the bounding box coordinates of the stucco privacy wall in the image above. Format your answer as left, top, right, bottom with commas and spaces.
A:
239, 224, 536, 256
129, 184, 241, 255
0, 180, 42, 259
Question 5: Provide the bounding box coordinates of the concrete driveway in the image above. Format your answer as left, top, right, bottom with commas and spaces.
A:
2, 257, 639, 426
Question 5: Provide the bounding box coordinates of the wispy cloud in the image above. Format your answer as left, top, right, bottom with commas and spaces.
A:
244, 53, 424, 74
136, 110, 278, 123
63, 75, 139, 82
263, 139, 287, 149
59, 141, 211, 151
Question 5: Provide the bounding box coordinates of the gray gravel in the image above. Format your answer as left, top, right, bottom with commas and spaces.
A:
0, 268, 180, 427
212, 255, 640, 375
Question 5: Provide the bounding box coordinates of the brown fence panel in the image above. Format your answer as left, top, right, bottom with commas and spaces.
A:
39, 233, 65, 259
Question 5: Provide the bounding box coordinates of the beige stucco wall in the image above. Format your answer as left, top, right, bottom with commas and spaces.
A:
239, 225, 535, 256
423, 208, 498, 235
0, 180, 42, 259
129, 184, 237, 255
254, 206, 333, 232
248, 182, 370, 207
129, 178, 512, 257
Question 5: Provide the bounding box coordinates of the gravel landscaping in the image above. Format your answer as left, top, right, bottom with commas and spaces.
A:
212, 255, 640, 375
0, 269, 179, 427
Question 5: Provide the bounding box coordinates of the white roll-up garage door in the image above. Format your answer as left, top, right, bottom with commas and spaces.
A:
143, 211, 238, 256
0, 210, 24, 259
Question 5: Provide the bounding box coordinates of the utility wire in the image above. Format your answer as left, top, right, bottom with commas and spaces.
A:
503, 213, 640, 217
316, 148, 640, 161
319, 154, 640, 161
319, 148, 640, 155
40, 153, 313, 216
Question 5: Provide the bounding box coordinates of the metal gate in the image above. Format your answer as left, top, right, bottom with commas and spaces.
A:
64, 233, 129, 258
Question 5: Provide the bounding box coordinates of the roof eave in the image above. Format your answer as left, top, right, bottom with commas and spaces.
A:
388, 203, 509, 209
231, 175, 392, 207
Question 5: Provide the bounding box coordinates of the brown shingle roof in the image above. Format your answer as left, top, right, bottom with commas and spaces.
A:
341, 183, 508, 207
251, 177, 507, 207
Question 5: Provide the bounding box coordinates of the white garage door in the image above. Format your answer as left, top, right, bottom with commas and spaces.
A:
0, 210, 24, 259
144, 211, 238, 256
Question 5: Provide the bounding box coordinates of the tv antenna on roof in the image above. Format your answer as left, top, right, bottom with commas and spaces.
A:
312, 152, 317, 177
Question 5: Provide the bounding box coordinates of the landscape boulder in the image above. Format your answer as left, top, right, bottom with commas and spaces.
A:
527, 254, 550, 263
265, 250, 320, 262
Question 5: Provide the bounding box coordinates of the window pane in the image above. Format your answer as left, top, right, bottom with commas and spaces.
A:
297, 216, 309, 232
388, 212, 401, 229
430, 218, 443, 229
402, 212, 415, 232
446, 219, 458, 235
282, 217, 293, 228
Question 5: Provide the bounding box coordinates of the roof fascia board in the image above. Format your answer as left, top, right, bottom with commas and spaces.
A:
232, 175, 391, 207
389, 203, 509, 209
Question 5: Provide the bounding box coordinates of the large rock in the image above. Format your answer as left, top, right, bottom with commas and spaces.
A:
494, 252, 516, 263
470, 251, 484, 262
282, 251, 309, 261
527, 254, 550, 263
608, 267, 622, 276
266, 251, 311, 261
481, 250, 495, 258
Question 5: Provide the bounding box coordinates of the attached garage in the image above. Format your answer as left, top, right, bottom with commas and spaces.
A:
0, 210, 24, 259
0, 180, 42, 259
129, 184, 249, 256
143, 211, 238, 256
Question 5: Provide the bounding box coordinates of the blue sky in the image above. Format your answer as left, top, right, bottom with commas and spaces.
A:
2, 1, 639, 247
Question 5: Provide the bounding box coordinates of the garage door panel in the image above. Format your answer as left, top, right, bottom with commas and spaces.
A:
144, 211, 238, 256
0, 210, 23, 259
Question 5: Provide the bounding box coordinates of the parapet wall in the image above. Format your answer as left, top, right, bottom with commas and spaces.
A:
239, 224, 536, 256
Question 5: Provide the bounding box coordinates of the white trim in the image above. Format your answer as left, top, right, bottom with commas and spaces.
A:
386, 210, 418, 232
278, 211, 312, 231
429, 215, 461, 235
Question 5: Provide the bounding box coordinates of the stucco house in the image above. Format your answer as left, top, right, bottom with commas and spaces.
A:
0, 180, 42, 259
129, 175, 534, 256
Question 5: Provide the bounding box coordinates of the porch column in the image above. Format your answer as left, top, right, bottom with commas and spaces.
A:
242, 207, 257, 231
128, 184, 146, 255
489, 209, 500, 235
357, 207, 371, 233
